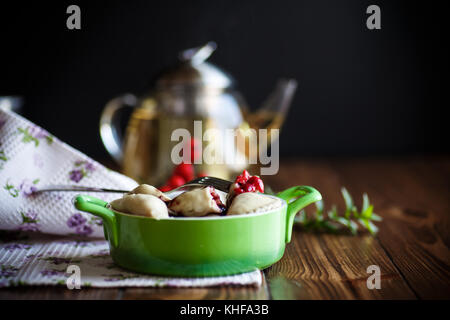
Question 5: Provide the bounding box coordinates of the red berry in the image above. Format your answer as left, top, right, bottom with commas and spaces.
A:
159, 185, 172, 192
235, 170, 250, 185
190, 138, 197, 147
190, 138, 201, 162
180, 138, 201, 164
234, 186, 244, 195
173, 163, 194, 181
247, 176, 264, 193
231, 170, 264, 195
167, 175, 185, 188
243, 184, 256, 193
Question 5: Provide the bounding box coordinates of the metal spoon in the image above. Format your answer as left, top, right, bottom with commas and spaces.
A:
34, 176, 232, 195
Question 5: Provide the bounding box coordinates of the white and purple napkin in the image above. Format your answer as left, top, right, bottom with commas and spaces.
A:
0, 108, 137, 237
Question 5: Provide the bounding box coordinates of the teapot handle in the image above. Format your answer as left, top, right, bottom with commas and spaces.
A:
99, 93, 138, 163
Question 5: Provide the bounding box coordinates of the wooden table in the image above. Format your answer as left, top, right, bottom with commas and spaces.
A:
1, 157, 449, 299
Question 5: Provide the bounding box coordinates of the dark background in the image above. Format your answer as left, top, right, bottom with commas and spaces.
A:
0, 0, 447, 162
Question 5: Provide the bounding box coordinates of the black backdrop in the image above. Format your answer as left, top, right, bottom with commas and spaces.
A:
0, 0, 447, 161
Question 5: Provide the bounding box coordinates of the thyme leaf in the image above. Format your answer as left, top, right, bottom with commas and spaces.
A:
294, 187, 382, 235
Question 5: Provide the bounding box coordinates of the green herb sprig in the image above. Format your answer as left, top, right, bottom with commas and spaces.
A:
294, 187, 382, 235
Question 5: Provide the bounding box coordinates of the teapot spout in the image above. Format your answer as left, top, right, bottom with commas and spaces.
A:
246, 79, 297, 132
237, 79, 297, 162
262, 79, 298, 118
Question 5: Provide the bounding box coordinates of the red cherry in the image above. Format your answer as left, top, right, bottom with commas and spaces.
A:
243, 184, 256, 193
189, 138, 201, 162
231, 170, 265, 195
247, 176, 264, 193
173, 163, 194, 181
242, 170, 250, 179
180, 138, 201, 164
159, 185, 172, 192
190, 138, 197, 146
235, 170, 250, 185
167, 175, 185, 188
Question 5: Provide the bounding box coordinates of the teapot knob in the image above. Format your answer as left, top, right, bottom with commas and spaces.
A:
179, 41, 217, 66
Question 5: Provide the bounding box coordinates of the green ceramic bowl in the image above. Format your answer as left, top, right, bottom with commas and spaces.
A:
74, 186, 321, 277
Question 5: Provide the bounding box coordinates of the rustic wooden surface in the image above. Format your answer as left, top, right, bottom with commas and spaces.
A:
1, 157, 449, 299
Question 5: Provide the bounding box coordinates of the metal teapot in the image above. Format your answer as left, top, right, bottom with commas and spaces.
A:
100, 42, 297, 185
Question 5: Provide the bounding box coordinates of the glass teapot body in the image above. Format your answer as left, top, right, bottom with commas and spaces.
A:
120, 87, 247, 185
99, 42, 297, 185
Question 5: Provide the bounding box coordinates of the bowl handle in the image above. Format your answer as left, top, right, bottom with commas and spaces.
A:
277, 186, 322, 243
73, 195, 119, 247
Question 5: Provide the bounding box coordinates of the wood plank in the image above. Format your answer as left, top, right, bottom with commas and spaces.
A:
330, 157, 450, 299
266, 233, 415, 299
264, 160, 417, 299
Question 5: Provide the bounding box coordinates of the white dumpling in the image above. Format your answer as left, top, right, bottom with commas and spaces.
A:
168, 187, 225, 217
127, 184, 171, 201
110, 194, 169, 219
227, 192, 282, 215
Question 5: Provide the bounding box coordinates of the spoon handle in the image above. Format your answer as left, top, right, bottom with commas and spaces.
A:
35, 176, 232, 195
35, 185, 129, 193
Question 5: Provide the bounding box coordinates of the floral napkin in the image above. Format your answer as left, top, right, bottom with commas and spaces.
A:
0, 233, 262, 288
0, 109, 262, 287
0, 108, 137, 237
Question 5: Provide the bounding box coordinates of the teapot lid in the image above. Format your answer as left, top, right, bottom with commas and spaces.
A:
155, 42, 234, 89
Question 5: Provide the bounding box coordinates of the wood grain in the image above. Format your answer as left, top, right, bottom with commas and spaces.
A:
266, 233, 416, 299
264, 160, 417, 299
330, 157, 450, 299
